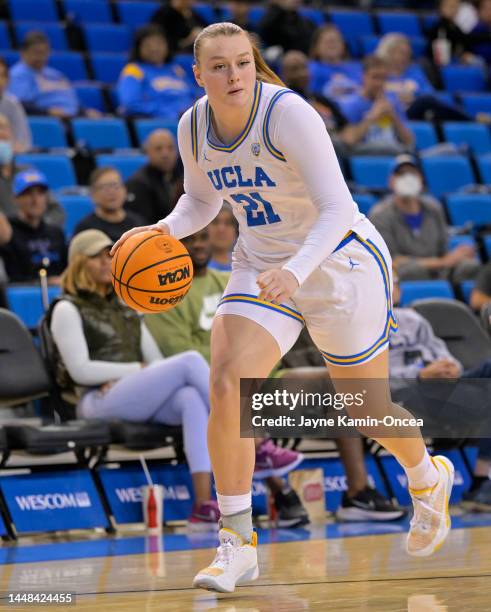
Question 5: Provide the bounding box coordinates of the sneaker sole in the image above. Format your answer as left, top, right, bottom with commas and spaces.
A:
336, 507, 406, 522
407, 455, 454, 557
193, 564, 259, 593
253, 453, 304, 479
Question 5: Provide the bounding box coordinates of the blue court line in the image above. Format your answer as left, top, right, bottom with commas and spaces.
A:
1, 514, 491, 565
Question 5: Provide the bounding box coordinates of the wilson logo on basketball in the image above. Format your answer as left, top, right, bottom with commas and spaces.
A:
158, 266, 191, 286
303, 483, 323, 502
149, 295, 186, 306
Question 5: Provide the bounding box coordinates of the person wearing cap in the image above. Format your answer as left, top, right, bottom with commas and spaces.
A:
73, 167, 144, 243
0, 168, 67, 284
49, 228, 220, 529
369, 154, 479, 283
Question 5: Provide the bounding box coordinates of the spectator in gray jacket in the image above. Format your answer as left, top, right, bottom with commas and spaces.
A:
369, 154, 479, 282
0, 57, 31, 153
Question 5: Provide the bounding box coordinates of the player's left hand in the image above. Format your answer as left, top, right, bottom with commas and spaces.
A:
256, 269, 299, 304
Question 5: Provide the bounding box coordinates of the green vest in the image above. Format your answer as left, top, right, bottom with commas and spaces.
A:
52, 290, 142, 396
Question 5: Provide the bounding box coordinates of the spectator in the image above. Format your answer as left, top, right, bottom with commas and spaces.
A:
73, 167, 144, 243
208, 203, 238, 272
470, 0, 491, 64
309, 25, 362, 98
389, 274, 491, 511
470, 263, 491, 310
117, 25, 195, 120
50, 229, 219, 529
426, 0, 481, 65
0, 169, 66, 284
0, 58, 31, 153
369, 155, 479, 282
125, 129, 183, 224
144, 227, 309, 528
339, 56, 414, 155
376, 33, 474, 122
8, 32, 79, 118
258, 0, 317, 55
228, 0, 257, 31
150, 0, 207, 55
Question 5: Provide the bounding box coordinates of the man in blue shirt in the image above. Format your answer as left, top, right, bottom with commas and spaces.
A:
8, 31, 79, 118
339, 55, 414, 155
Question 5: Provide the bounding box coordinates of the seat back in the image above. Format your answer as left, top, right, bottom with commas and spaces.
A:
421, 156, 475, 198
0, 308, 51, 404
412, 298, 491, 369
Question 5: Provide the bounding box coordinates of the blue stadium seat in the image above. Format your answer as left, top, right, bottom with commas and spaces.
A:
15, 22, 67, 51
460, 280, 475, 304
441, 65, 487, 92
96, 154, 146, 180
421, 156, 475, 198
116, 1, 158, 29
7, 286, 61, 330
49, 52, 87, 81
193, 3, 219, 24
476, 153, 491, 184
14, 154, 76, 189
28, 117, 67, 149
442, 122, 491, 155
445, 194, 491, 228
330, 11, 374, 56
350, 156, 393, 190
74, 84, 106, 112
422, 14, 438, 31
9, 0, 57, 23
0, 22, 11, 49
134, 118, 178, 145
360, 35, 426, 57
248, 6, 266, 27
72, 118, 131, 150
461, 94, 491, 118
58, 194, 94, 238
484, 235, 491, 260
299, 7, 325, 26
353, 193, 376, 216
399, 280, 455, 306
448, 234, 478, 251
0, 50, 19, 66
83, 24, 131, 53
64, 0, 112, 24
91, 53, 126, 83
408, 121, 438, 150
377, 12, 422, 36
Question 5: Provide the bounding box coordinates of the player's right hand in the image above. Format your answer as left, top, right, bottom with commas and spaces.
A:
110, 223, 170, 256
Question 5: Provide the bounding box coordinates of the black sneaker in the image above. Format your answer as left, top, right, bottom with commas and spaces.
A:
274, 489, 310, 528
462, 479, 491, 512
336, 487, 406, 522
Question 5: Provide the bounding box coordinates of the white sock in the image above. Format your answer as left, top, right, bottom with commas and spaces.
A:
216, 492, 252, 515
403, 451, 439, 491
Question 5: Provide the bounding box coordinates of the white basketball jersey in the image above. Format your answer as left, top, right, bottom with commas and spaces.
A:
189, 81, 367, 270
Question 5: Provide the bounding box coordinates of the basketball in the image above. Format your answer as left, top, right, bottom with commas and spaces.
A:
111, 230, 193, 313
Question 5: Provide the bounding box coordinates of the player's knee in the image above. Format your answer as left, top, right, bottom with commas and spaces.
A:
210, 365, 239, 404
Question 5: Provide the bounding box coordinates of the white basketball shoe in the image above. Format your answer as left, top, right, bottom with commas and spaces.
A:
192, 528, 259, 593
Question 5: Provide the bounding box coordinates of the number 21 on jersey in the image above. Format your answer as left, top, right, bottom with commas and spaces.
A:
230, 192, 281, 227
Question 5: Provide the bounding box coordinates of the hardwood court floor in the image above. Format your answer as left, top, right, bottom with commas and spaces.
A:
1, 522, 491, 611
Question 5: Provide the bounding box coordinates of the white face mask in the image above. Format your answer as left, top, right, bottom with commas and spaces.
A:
393, 172, 423, 198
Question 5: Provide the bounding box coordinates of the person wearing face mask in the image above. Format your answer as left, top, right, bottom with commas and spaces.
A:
369, 155, 479, 283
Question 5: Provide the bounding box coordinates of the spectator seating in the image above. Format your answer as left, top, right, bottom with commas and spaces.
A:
95, 153, 146, 180
460, 280, 475, 304
0, 21, 11, 48
58, 194, 94, 238
441, 65, 487, 93
476, 153, 491, 184
461, 94, 491, 118
28, 117, 67, 149
329, 11, 375, 56
399, 280, 455, 306
83, 24, 131, 54
408, 121, 439, 150
15, 154, 76, 189
116, 1, 159, 29
445, 194, 491, 228
9, 0, 58, 23
421, 156, 475, 198
64, 0, 112, 24
1, 50, 19, 66
14, 22, 68, 51
72, 118, 131, 150
6, 286, 61, 330
353, 193, 376, 216
442, 122, 491, 155
134, 118, 178, 144
248, 6, 266, 27
49, 51, 88, 81
90, 53, 126, 84
74, 83, 107, 113
361, 35, 426, 57
377, 11, 422, 36
485, 235, 491, 260
299, 7, 325, 26
448, 234, 478, 254
350, 156, 393, 190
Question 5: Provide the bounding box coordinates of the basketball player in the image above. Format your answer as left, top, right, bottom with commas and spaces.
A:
112, 22, 454, 593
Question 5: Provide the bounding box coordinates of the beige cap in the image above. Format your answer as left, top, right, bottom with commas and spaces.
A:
68, 229, 113, 263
